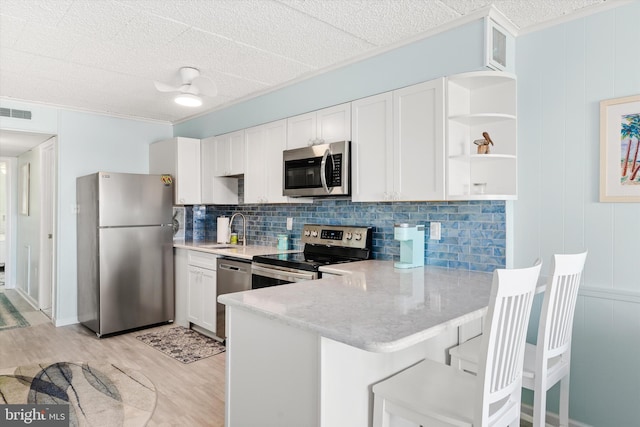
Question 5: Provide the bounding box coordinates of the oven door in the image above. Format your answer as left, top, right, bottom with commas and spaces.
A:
251, 262, 319, 289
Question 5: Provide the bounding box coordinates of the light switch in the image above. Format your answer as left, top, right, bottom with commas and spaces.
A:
286, 217, 293, 231
430, 222, 441, 240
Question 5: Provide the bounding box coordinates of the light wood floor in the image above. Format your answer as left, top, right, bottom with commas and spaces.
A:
0, 288, 225, 427
1, 287, 535, 427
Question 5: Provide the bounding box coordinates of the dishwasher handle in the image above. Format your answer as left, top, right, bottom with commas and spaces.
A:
218, 260, 251, 274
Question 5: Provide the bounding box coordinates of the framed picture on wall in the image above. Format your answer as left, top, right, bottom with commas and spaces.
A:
600, 94, 640, 202
19, 162, 30, 215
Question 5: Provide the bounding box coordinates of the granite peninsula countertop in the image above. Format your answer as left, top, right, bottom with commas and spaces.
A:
218, 260, 495, 353
173, 240, 298, 260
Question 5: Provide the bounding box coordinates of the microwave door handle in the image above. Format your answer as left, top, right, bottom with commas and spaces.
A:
320, 148, 334, 194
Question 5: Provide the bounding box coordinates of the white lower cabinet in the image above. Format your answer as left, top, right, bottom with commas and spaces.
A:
351, 78, 445, 202
177, 250, 218, 334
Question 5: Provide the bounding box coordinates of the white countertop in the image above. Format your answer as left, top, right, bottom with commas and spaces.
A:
173, 240, 298, 260
218, 260, 495, 353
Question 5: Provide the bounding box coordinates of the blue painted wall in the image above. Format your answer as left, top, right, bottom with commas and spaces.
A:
515, 2, 640, 425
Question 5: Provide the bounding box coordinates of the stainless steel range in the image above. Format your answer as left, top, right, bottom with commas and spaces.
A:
251, 224, 373, 288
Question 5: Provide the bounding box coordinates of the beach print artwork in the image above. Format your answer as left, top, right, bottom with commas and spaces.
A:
621, 113, 640, 185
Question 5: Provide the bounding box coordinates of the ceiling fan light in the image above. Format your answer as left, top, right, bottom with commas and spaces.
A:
174, 93, 202, 107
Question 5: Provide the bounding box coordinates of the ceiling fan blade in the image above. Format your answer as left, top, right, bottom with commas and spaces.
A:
192, 76, 218, 97
154, 81, 181, 93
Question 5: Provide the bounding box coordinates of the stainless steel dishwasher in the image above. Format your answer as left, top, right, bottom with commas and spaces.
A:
216, 257, 252, 340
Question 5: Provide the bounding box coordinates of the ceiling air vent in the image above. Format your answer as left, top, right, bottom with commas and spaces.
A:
0, 107, 32, 119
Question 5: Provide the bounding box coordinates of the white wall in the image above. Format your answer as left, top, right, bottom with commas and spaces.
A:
515, 2, 640, 425
56, 110, 173, 324
1, 101, 173, 324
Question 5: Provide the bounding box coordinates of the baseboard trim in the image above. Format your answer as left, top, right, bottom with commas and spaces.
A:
521, 403, 592, 427
54, 317, 78, 327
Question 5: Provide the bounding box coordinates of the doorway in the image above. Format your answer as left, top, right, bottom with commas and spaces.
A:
0, 129, 56, 323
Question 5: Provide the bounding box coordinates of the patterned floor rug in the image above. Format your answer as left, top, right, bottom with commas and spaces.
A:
136, 326, 225, 364
0, 292, 30, 331
0, 362, 156, 427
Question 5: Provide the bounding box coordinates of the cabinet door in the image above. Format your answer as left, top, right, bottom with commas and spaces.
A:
263, 120, 288, 203
150, 137, 201, 205
287, 111, 316, 149
229, 130, 245, 175
214, 135, 231, 177
244, 125, 267, 204
201, 136, 239, 204
187, 266, 203, 323
175, 137, 201, 204
245, 120, 289, 204
173, 248, 188, 327
393, 78, 445, 201
317, 103, 351, 144
200, 267, 216, 332
351, 92, 393, 202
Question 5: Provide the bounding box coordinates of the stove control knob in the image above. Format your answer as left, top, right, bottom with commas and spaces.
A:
304, 230, 311, 237
311, 230, 318, 237
354, 233, 362, 241
345, 232, 353, 240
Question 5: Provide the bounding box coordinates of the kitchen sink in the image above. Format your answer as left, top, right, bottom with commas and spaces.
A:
199, 244, 233, 249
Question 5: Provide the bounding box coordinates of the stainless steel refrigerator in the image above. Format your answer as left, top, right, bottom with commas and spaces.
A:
77, 172, 174, 337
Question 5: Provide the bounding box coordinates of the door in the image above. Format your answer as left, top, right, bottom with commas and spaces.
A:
394, 78, 445, 201
39, 138, 56, 317
316, 103, 351, 144
98, 225, 174, 335
98, 172, 173, 226
351, 92, 393, 202
287, 111, 316, 149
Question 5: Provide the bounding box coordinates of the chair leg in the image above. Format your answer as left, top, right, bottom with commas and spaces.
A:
373, 395, 390, 427
533, 387, 547, 427
559, 374, 570, 427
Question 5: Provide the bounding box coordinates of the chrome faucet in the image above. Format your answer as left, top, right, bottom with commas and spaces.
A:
229, 213, 247, 246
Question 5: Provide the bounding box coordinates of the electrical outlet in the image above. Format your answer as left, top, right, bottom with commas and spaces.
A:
430, 222, 441, 240
286, 217, 293, 231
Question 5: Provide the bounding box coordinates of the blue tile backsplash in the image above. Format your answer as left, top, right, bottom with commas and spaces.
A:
185, 187, 506, 272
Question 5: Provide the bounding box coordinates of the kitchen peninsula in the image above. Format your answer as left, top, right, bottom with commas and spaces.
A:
218, 260, 496, 427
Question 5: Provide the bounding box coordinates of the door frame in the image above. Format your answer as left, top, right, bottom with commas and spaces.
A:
0, 156, 17, 289
38, 137, 56, 321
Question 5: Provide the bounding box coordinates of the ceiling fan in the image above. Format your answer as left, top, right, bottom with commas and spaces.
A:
154, 67, 217, 107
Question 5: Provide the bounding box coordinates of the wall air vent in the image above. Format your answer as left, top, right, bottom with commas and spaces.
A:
0, 107, 32, 119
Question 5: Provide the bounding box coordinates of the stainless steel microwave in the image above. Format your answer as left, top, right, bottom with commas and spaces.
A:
283, 141, 350, 197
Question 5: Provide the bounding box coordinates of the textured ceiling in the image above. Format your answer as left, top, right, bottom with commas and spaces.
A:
0, 0, 609, 126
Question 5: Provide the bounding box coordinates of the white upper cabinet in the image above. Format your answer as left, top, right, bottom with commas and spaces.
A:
446, 71, 517, 200
149, 137, 201, 205
351, 92, 393, 202
213, 130, 245, 177
201, 136, 239, 205
351, 78, 445, 202
244, 119, 289, 204
287, 103, 351, 149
